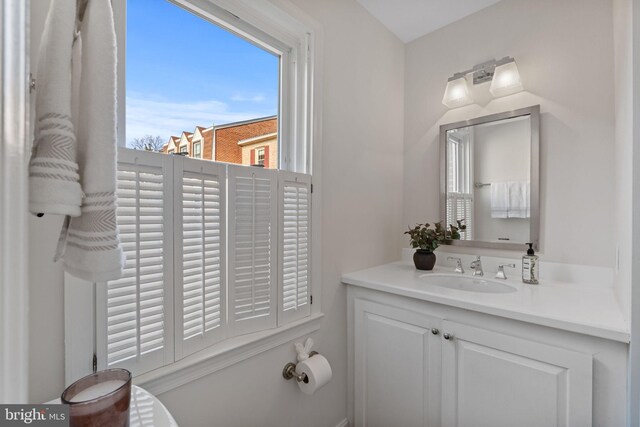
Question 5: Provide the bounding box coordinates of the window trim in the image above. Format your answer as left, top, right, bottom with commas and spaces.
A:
192, 141, 202, 158
167, 0, 311, 173
1, 0, 29, 401
65, 0, 323, 391
138, 313, 323, 395
256, 146, 265, 165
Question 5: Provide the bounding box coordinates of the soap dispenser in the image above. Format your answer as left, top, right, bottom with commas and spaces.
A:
522, 243, 539, 284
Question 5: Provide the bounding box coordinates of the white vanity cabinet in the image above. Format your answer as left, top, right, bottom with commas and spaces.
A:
440, 320, 592, 427
354, 299, 442, 427
348, 282, 627, 427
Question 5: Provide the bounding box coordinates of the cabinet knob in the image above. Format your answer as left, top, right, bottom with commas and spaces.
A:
443, 333, 452, 340
431, 328, 439, 335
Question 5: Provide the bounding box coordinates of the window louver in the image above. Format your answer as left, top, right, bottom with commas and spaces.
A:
174, 157, 226, 359
98, 150, 174, 375
278, 172, 311, 324
228, 165, 278, 335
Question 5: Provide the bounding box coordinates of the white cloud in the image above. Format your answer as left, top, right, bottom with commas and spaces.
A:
125, 93, 274, 145
230, 94, 267, 103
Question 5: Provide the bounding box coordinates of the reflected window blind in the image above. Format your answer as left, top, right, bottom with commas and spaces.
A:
446, 192, 473, 240
278, 172, 311, 324
446, 129, 473, 239
97, 150, 174, 376
174, 157, 226, 359
227, 165, 278, 335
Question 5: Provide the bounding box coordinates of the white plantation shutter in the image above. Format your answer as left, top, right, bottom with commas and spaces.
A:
278, 172, 311, 324
446, 130, 474, 241
96, 151, 313, 374
174, 157, 226, 359
446, 192, 473, 240
97, 149, 174, 375
228, 165, 278, 335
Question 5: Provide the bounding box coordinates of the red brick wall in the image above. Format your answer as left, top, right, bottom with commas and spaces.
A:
215, 118, 277, 164
202, 129, 213, 160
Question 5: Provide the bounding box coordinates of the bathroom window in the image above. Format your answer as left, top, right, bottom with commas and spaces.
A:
125, 0, 281, 169
446, 130, 474, 239
75, 0, 317, 383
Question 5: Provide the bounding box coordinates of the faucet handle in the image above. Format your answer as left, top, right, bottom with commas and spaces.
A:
447, 257, 464, 274
469, 256, 483, 276
495, 263, 516, 280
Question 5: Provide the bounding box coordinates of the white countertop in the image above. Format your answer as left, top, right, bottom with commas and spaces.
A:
342, 261, 630, 343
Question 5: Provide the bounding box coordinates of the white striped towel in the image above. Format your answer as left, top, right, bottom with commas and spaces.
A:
29, 0, 82, 216
63, 0, 124, 282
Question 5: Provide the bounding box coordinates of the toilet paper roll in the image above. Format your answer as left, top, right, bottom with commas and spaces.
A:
297, 355, 332, 395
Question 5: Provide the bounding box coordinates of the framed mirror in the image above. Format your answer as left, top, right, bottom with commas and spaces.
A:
439, 105, 540, 251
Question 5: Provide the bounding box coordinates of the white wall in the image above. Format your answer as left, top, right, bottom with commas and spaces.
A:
26, 0, 405, 424
613, 0, 633, 328
621, 0, 640, 424
404, 0, 616, 268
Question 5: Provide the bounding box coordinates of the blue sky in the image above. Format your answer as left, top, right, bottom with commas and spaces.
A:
126, 0, 279, 145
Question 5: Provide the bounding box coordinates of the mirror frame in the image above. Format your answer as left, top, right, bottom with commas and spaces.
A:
439, 105, 540, 251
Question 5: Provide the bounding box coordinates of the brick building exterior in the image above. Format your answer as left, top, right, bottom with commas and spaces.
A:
160, 116, 277, 168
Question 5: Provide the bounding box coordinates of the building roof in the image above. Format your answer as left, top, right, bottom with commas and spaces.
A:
215, 115, 277, 130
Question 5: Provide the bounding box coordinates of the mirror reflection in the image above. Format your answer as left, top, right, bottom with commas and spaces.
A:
442, 107, 538, 249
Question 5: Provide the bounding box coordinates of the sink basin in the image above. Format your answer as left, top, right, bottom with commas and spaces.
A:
419, 274, 517, 294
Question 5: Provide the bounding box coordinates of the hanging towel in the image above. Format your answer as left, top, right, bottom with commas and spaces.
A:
28, 0, 82, 216
508, 181, 530, 218
490, 182, 509, 218
63, 0, 124, 281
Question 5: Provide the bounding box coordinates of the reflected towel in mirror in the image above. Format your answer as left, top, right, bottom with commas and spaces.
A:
508, 181, 530, 218
490, 182, 509, 218
490, 181, 530, 218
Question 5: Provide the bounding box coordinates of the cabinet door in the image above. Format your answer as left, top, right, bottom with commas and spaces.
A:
354, 299, 441, 427
441, 320, 592, 427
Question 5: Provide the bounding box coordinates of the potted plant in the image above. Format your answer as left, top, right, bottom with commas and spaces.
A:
404, 220, 466, 270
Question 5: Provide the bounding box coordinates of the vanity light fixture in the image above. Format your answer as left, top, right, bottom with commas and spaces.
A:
442, 56, 524, 108
442, 74, 473, 109
489, 57, 524, 97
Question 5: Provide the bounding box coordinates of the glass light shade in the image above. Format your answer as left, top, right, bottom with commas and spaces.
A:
442, 76, 473, 108
489, 60, 524, 97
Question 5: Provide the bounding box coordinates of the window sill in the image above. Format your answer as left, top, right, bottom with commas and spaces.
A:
134, 313, 324, 395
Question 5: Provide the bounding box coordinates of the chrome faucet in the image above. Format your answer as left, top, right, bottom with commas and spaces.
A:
447, 257, 464, 274
495, 263, 516, 280
469, 256, 484, 277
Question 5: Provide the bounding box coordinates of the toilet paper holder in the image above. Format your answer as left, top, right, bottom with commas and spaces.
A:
282, 351, 319, 382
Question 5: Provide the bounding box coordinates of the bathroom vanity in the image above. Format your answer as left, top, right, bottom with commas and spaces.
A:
343, 261, 629, 427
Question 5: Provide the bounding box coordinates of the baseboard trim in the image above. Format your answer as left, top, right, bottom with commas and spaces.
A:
335, 419, 348, 427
